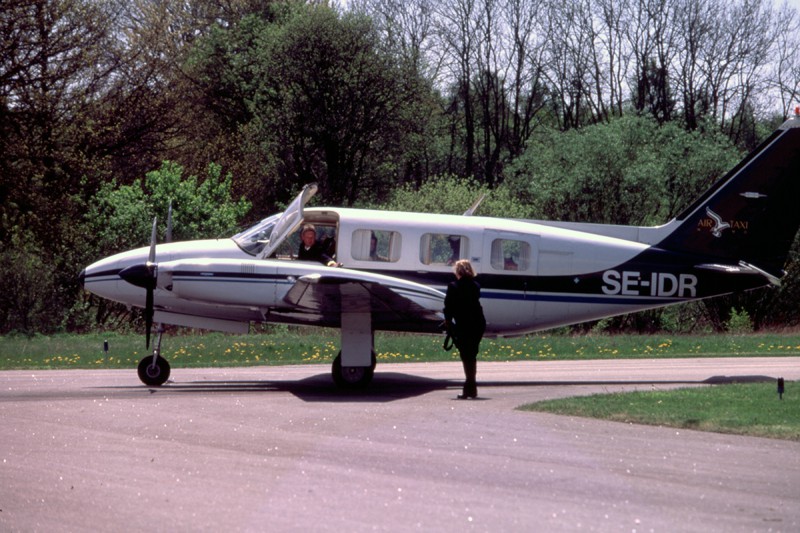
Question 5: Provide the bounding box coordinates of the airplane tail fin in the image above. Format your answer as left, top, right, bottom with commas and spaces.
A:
656, 114, 800, 277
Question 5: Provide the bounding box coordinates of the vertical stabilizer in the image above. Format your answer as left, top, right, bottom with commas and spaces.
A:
656, 115, 800, 276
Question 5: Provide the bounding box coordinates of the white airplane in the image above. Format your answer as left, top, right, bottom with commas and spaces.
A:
80, 112, 800, 387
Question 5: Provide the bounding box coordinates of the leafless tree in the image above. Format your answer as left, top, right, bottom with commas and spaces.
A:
503, 0, 548, 156
768, 2, 800, 119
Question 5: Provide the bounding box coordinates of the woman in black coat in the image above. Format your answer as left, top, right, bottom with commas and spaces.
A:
444, 259, 486, 399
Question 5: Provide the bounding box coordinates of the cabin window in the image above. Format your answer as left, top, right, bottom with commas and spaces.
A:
420, 234, 468, 265
491, 239, 531, 271
351, 229, 401, 262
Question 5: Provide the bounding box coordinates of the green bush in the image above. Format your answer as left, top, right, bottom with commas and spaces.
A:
374, 174, 531, 218
0, 229, 59, 334
727, 308, 754, 334
87, 161, 251, 255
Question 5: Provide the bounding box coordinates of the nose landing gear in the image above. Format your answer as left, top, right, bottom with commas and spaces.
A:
137, 326, 171, 386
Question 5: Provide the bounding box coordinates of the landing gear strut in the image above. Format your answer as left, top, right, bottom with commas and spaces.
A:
332, 311, 376, 388
137, 326, 171, 386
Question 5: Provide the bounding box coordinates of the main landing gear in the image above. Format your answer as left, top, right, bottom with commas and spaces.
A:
332, 351, 376, 388
331, 311, 377, 388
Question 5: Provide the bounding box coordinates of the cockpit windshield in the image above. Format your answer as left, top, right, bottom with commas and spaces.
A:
232, 183, 318, 258
232, 214, 282, 256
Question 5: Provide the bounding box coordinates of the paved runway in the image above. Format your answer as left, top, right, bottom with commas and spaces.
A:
1, 358, 799, 532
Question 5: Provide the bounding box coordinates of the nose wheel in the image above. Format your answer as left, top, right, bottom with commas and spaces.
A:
137, 354, 171, 386
136, 326, 170, 386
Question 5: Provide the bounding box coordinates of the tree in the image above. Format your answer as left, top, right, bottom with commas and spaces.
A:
187, 6, 430, 207
0, 228, 59, 334
770, 3, 800, 119
88, 161, 251, 255
266, 8, 424, 204
503, 0, 549, 158
0, 0, 187, 333
543, 0, 600, 129
505, 114, 741, 224
1, 0, 116, 238
435, 0, 479, 178
635, 58, 675, 124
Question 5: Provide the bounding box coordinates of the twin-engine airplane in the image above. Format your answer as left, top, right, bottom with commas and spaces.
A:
81, 113, 800, 388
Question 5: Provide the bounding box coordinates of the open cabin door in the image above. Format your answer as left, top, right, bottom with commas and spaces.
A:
257, 184, 318, 259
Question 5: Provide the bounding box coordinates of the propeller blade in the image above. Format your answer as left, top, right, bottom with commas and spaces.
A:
148, 216, 158, 263
120, 215, 159, 350
166, 202, 173, 243
146, 217, 159, 349
119, 262, 157, 349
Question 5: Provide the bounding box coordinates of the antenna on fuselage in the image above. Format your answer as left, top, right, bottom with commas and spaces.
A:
463, 192, 487, 216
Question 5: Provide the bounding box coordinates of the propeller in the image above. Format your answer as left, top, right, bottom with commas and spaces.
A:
119, 217, 159, 349
166, 201, 173, 243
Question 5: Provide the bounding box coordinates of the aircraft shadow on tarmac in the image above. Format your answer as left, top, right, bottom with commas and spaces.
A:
98, 372, 780, 403
97, 372, 451, 403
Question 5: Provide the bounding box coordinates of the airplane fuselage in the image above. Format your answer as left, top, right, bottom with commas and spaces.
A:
82, 207, 767, 337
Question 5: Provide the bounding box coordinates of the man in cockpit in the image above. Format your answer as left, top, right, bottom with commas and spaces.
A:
298, 224, 339, 267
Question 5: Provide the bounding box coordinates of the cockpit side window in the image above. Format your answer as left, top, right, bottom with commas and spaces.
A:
232, 214, 282, 256
420, 234, 468, 266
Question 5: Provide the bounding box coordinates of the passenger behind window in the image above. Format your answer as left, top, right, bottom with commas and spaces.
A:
420, 234, 468, 266
370, 233, 387, 261
447, 236, 460, 265
351, 229, 400, 262
491, 238, 530, 271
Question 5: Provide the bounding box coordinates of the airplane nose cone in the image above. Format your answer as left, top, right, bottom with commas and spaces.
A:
78, 268, 86, 289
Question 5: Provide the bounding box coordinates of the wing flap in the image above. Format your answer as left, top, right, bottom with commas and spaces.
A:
283, 272, 445, 330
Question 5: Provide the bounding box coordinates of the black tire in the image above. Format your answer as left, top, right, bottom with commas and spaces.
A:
332, 351, 376, 389
137, 355, 171, 386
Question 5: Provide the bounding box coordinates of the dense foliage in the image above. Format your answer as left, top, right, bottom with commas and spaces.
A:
2, 0, 800, 334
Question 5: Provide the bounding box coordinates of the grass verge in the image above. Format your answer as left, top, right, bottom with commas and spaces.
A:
2, 330, 800, 370
519, 382, 799, 441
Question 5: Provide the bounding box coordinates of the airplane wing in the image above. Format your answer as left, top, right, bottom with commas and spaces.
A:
150, 259, 445, 333
281, 272, 445, 332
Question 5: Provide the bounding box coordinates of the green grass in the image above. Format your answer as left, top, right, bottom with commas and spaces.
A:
519, 382, 799, 441
2, 330, 800, 370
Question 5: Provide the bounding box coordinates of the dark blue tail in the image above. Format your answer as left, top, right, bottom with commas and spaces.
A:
656, 116, 800, 277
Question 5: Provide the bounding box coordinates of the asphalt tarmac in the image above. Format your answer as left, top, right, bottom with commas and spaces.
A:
1, 358, 799, 532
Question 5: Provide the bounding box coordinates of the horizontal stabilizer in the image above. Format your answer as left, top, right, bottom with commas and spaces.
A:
695, 261, 782, 286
